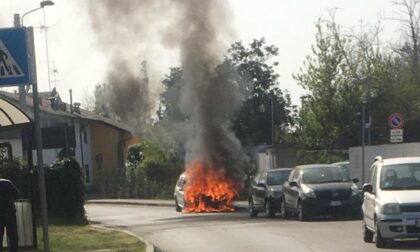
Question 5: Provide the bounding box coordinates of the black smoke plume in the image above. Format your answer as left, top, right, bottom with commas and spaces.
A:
85, 0, 247, 182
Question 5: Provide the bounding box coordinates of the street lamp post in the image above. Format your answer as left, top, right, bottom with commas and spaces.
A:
42, 7, 52, 92
16, 1, 55, 252
21, 1, 55, 26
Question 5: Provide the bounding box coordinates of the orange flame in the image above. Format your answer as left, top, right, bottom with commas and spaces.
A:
182, 160, 240, 213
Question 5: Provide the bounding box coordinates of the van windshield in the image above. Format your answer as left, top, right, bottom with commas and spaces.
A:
302, 166, 350, 184
380, 163, 420, 190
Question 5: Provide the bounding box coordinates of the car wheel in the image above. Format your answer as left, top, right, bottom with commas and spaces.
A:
280, 199, 289, 219
375, 221, 386, 248
175, 198, 182, 212
297, 201, 308, 221
249, 199, 258, 217
265, 199, 275, 218
363, 223, 373, 243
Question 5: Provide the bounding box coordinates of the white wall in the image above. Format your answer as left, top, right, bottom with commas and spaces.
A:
257, 153, 272, 172
349, 142, 420, 186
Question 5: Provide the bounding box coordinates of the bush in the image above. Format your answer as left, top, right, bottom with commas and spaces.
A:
99, 140, 184, 199
0, 156, 86, 223
46, 159, 86, 223
0, 158, 31, 198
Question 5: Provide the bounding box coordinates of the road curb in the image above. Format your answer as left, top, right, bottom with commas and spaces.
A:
86, 200, 173, 208
90, 224, 154, 252
86, 199, 248, 211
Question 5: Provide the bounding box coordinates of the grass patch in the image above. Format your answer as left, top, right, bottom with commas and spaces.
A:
37, 224, 146, 252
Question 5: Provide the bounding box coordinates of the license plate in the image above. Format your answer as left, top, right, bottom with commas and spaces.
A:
416, 220, 420, 227
330, 201, 342, 206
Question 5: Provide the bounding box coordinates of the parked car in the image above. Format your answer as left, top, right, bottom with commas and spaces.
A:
174, 173, 186, 212
281, 164, 361, 221
248, 168, 292, 218
362, 156, 420, 248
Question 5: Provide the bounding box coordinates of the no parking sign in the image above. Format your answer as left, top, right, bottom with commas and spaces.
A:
388, 113, 404, 129
388, 113, 404, 143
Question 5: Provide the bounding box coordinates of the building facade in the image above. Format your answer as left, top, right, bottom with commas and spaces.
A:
0, 91, 138, 192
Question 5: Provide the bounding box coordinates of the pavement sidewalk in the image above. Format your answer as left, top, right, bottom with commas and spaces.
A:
86, 199, 248, 210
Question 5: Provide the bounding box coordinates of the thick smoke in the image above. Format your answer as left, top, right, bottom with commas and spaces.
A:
173, 0, 247, 181
84, 0, 174, 130
85, 0, 247, 182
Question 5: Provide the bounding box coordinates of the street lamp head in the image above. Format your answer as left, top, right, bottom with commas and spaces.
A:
40, 0, 54, 8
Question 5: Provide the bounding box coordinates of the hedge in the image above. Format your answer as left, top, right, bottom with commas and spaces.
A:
0, 158, 86, 223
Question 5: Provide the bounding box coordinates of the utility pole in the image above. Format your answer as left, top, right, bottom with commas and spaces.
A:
270, 97, 275, 169
361, 102, 366, 185
271, 97, 274, 146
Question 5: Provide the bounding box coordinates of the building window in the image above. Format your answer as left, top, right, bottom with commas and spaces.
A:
85, 164, 90, 183
83, 131, 88, 144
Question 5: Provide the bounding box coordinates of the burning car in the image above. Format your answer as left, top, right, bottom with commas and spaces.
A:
174, 173, 186, 212
174, 160, 241, 213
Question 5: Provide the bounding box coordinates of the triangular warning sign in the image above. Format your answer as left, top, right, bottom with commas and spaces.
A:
0, 40, 24, 78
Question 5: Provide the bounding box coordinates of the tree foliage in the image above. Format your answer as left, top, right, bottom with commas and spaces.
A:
228, 39, 296, 148
157, 39, 296, 152
296, 8, 420, 149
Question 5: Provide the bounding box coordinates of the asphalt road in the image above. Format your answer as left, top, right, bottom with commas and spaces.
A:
86, 204, 420, 252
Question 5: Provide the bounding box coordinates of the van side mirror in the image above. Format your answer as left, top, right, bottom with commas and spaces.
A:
352, 178, 359, 183
362, 183, 373, 194
289, 181, 298, 187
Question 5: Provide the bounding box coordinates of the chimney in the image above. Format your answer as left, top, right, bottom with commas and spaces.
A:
69, 89, 73, 113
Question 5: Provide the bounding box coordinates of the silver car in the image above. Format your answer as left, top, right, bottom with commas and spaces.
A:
174, 173, 186, 212
362, 156, 420, 248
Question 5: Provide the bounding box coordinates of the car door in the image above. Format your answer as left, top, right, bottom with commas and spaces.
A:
175, 176, 185, 207
363, 164, 377, 228
250, 174, 260, 205
288, 169, 302, 211
284, 168, 298, 210
253, 172, 268, 208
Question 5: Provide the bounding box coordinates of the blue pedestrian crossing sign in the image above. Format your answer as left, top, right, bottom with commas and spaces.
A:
0, 27, 30, 86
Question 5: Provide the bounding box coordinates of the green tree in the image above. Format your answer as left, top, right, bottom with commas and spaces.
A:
294, 19, 362, 149
157, 67, 185, 122
157, 39, 296, 151
228, 38, 296, 149
295, 13, 420, 148
93, 83, 111, 117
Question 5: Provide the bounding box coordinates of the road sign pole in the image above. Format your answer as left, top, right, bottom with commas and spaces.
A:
26, 27, 50, 252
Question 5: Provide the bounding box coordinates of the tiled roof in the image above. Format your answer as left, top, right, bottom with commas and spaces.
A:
0, 91, 135, 134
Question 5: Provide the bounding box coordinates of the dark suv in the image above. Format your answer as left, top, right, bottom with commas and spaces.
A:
281, 164, 361, 221
248, 168, 292, 218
